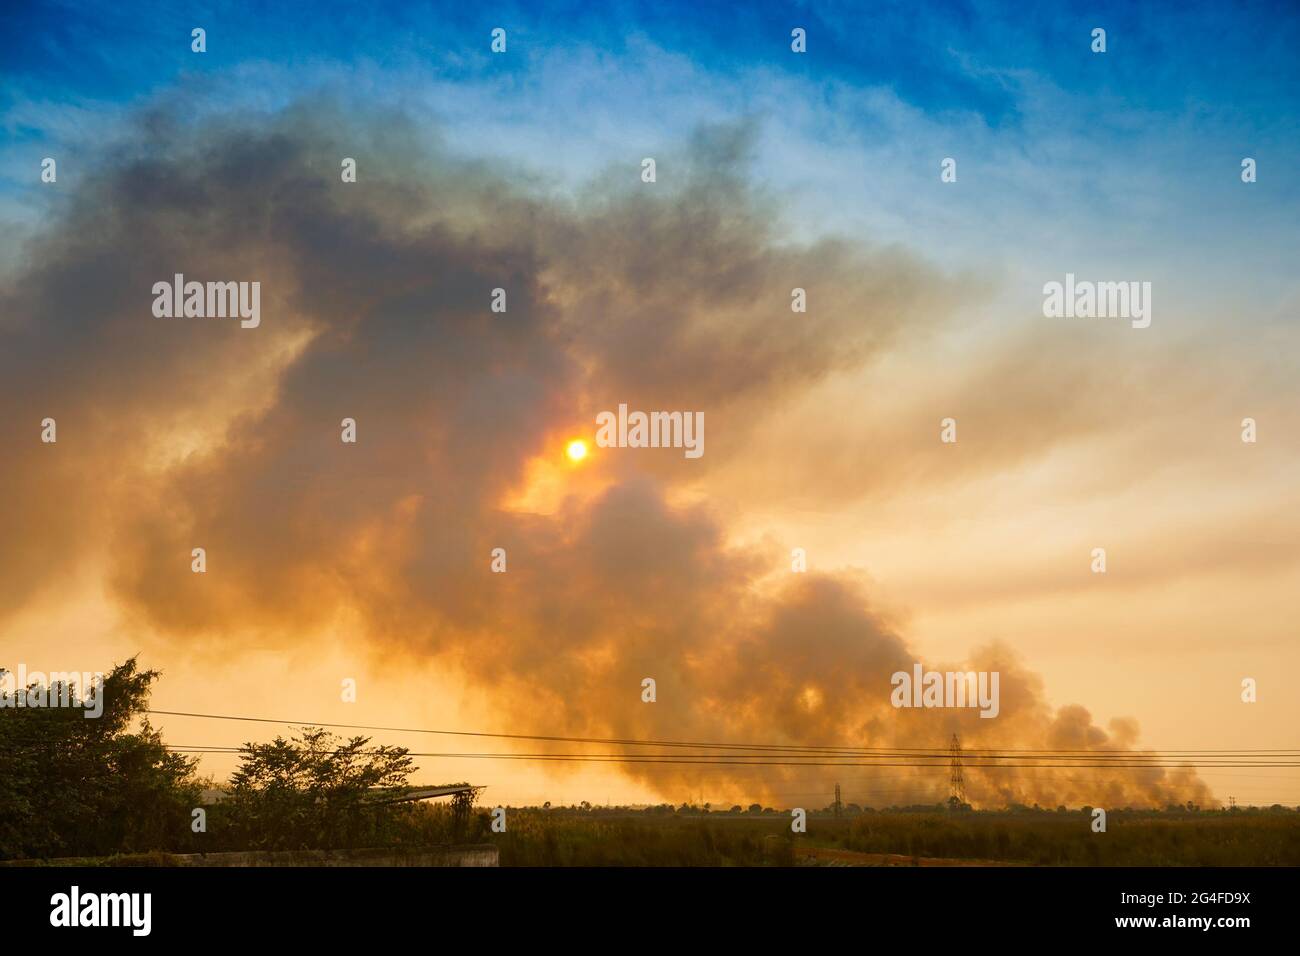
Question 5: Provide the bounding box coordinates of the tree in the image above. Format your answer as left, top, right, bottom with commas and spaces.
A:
0, 657, 200, 860
223, 727, 414, 850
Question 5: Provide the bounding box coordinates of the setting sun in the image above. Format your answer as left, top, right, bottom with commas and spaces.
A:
565, 439, 589, 462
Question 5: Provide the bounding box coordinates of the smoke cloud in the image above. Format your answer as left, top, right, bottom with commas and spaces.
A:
0, 97, 1211, 809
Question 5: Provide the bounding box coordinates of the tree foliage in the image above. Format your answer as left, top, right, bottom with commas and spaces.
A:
222, 727, 416, 850
0, 657, 200, 860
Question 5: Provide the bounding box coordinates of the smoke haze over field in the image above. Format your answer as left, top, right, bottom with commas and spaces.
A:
0, 98, 1228, 809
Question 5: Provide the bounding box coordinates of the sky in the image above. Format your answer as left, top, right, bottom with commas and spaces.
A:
1, 0, 1298, 809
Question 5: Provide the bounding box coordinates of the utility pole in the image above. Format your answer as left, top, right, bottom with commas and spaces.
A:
834, 783, 843, 818
949, 733, 966, 808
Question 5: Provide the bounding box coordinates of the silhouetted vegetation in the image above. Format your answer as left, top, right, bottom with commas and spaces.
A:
0, 659, 482, 861
490, 810, 778, 866
832, 808, 1300, 866
219, 727, 414, 850
485, 805, 1300, 866
0, 659, 200, 860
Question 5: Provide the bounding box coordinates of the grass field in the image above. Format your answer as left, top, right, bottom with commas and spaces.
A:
489, 808, 1300, 867
8, 802, 1298, 867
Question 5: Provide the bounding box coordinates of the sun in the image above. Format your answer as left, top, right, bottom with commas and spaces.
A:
565, 439, 589, 463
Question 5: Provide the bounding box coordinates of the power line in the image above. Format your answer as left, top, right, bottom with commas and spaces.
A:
14, 733, 1300, 772
11, 719, 1300, 768
141, 748, 1300, 769
142, 709, 1300, 760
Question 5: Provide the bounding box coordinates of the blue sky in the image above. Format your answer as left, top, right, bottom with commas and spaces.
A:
4, 1, 1299, 126
3, 0, 1298, 305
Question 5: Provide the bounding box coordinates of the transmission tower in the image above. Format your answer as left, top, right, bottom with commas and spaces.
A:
834, 783, 843, 817
949, 733, 966, 807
